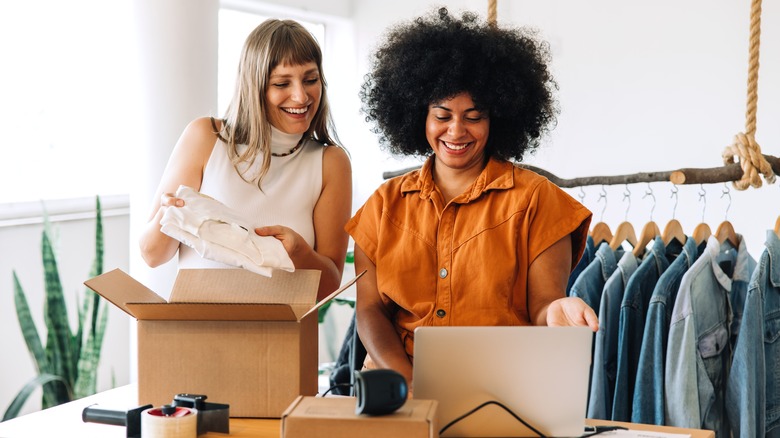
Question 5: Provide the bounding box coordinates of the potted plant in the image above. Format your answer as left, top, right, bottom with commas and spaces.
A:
3, 196, 108, 420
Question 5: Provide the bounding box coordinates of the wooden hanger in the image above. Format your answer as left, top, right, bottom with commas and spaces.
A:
775, 216, 780, 239
662, 219, 686, 246
633, 221, 660, 257
692, 223, 712, 245
715, 220, 739, 248
609, 221, 637, 251
590, 222, 613, 247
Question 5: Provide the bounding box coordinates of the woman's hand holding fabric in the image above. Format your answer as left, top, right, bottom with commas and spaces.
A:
546, 297, 599, 332
254, 225, 309, 264
160, 192, 185, 208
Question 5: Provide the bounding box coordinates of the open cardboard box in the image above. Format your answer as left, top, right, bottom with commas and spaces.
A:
85, 268, 362, 418
282, 396, 439, 438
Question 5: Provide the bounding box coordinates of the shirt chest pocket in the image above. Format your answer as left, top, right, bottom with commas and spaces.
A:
453, 219, 523, 298
697, 323, 729, 359
765, 314, 780, 344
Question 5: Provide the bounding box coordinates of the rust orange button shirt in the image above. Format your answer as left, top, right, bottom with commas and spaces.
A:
346, 157, 592, 359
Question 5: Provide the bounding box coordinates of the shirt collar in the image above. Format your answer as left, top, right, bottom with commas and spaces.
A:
400, 156, 516, 202
765, 230, 780, 287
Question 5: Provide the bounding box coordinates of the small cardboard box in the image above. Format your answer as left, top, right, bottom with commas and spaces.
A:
281, 396, 439, 438
85, 268, 356, 418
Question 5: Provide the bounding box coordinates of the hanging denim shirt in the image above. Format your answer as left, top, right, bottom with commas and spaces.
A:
726, 230, 780, 438
632, 236, 699, 425
665, 235, 756, 437
570, 242, 622, 312
729, 238, 757, 348
567, 235, 596, 296
612, 236, 675, 421
587, 251, 639, 420
571, 242, 622, 410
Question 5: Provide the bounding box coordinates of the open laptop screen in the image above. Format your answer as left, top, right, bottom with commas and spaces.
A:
413, 326, 592, 437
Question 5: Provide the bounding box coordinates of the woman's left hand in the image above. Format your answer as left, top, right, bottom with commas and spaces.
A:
254, 225, 309, 263
546, 297, 599, 332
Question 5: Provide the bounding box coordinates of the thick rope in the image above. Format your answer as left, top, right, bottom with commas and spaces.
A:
745, 0, 761, 138
722, 0, 775, 189
487, 0, 497, 27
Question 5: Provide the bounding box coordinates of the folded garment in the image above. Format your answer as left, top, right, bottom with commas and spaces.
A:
160, 185, 294, 277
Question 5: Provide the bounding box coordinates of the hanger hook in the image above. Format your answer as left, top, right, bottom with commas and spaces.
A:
597, 185, 608, 222
698, 184, 707, 223
720, 183, 732, 221
577, 187, 586, 203
642, 183, 656, 221
622, 184, 632, 222
670, 185, 679, 220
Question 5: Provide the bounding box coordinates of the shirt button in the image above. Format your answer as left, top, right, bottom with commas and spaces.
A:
439, 268, 448, 278
436, 309, 446, 318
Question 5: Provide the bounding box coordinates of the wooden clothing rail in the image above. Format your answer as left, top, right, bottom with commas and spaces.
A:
382, 154, 780, 188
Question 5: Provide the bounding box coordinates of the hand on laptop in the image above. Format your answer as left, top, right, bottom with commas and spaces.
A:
545, 297, 599, 331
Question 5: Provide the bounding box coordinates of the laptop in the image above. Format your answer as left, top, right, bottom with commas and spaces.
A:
413, 326, 592, 437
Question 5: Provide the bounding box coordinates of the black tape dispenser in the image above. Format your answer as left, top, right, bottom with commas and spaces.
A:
353, 369, 408, 415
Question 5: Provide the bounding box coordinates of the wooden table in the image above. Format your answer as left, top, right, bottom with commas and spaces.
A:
0, 385, 277, 438
0, 385, 714, 437
584, 418, 714, 438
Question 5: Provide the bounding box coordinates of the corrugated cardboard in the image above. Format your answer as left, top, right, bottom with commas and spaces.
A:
281, 396, 439, 438
85, 268, 360, 418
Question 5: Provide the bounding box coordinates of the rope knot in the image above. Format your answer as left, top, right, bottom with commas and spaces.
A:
722, 132, 776, 190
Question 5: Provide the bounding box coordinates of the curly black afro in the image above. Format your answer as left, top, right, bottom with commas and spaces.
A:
360, 7, 559, 162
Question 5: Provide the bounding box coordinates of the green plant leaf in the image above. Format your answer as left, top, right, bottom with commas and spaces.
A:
74, 196, 106, 399
88, 195, 104, 335
75, 292, 85, 374
2, 373, 67, 421
12, 272, 48, 373
11, 272, 59, 409
74, 299, 109, 399
41, 231, 75, 405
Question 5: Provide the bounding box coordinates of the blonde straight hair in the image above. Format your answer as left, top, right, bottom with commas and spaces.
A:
220, 19, 338, 188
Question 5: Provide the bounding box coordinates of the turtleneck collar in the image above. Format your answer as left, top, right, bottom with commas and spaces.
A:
270, 126, 304, 156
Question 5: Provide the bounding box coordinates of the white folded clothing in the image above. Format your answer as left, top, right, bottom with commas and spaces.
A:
160, 185, 294, 277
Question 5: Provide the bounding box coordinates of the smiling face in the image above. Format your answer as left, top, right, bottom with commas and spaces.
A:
265, 61, 322, 135
425, 92, 490, 175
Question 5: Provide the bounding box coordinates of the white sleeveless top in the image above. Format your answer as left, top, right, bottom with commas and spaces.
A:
178, 126, 324, 269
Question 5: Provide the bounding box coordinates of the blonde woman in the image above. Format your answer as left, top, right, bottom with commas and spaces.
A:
140, 19, 351, 300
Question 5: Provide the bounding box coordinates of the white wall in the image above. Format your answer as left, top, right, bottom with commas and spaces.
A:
512, 0, 779, 257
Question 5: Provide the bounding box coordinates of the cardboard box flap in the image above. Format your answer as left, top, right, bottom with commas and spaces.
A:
84, 269, 166, 317
125, 302, 297, 321
298, 270, 366, 320
170, 268, 321, 305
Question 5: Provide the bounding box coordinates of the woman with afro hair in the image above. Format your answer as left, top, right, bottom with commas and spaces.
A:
346, 7, 598, 390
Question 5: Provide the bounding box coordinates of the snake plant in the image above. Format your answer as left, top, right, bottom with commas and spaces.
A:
3, 196, 108, 420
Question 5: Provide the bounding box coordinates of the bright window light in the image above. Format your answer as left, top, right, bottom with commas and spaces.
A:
0, 0, 136, 204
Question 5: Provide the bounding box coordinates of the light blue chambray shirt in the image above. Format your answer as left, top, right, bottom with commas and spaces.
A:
665, 235, 755, 437
726, 230, 780, 438
587, 250, 638, 420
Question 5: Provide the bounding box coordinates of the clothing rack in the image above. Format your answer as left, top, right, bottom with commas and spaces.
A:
383, 156, 780, 187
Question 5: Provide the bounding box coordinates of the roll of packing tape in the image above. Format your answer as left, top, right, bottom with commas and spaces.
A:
141, 405, 197, 438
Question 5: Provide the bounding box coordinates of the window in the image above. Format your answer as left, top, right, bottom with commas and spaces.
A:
0, 1, 328, 205
0, 0, 136, 204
